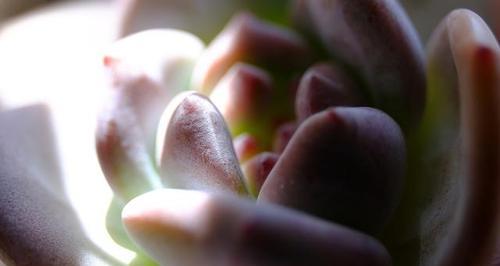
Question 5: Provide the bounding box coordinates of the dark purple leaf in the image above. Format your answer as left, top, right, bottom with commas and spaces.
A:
259, 107, 405, 234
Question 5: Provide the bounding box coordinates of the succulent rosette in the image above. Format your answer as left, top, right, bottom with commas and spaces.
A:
0, 0, 499, 266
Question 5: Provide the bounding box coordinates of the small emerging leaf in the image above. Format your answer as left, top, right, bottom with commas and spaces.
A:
242, 152, 279, 197
233, 133, 262, 163
272, 121, 297, 154
210, 63, 273, 134
295, 62, 365, 122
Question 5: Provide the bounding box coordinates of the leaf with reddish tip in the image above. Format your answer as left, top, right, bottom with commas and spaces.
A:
210, 63, 273, 138
96, 29, 203, 201
294, 0, 426, 130
192, 11, 314, 94
122, 188, 391, 266
233, 133, 262, 163
259, 107, 405, 235
242, 152, 279, 197
157, 93, 246, 195
272, 121, 297, 154
295, 62, 365, 122
104, 29, 204, 95
412, 9, 500, 266
103, 29, 204, 154
96, 100, 161, 201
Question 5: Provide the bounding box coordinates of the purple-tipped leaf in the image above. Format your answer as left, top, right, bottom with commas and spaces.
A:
294, 0, 426, 130
272, 121, 297, 154
242, 152, 279, 197
295, 62, 365, 122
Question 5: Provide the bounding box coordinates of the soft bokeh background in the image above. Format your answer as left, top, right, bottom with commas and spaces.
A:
0, 0, 496, 265
400, 0, 493, 40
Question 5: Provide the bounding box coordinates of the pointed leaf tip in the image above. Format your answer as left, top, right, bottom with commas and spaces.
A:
295, 62, 365, 122
157, 93, 246, 195
294, 0, 426, 130
192, 11, 313, 93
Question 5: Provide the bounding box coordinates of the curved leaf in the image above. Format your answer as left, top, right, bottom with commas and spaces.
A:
0, 105, 120, 266
295, 62, 365, 122
293, 0, 426, 130
259, 107, 406, 235
96, 29, 204, 201
418, 9, 500, 266
156, 93, 246, 195
122, 188, 391, 266
191, 11, 313, 94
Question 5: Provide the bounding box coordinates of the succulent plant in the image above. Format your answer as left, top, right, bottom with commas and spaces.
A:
0, 0, 499, 266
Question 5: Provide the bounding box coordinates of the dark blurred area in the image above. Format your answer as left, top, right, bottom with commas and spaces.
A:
0, 0, 61, 21
399, 0, 495, 40
0, 0, 496, 42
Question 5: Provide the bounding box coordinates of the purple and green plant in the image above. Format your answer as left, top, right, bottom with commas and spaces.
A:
0, 1, 499, 266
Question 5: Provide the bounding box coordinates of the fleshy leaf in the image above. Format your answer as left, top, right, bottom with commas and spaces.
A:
122, 188, 391, 266
293, 0, 426, 130
241, 152, 279, 197
272, 121, 297, 154
0, 105, 118, 265
210, 63, 273, 136
233, 133, 262, 163
156, 93, 246, 195
295, 62, 365, 122
96, 29, 203, 201
259, 107, 406, 234
191, 11, 313, 94
414, 9, 500, 266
